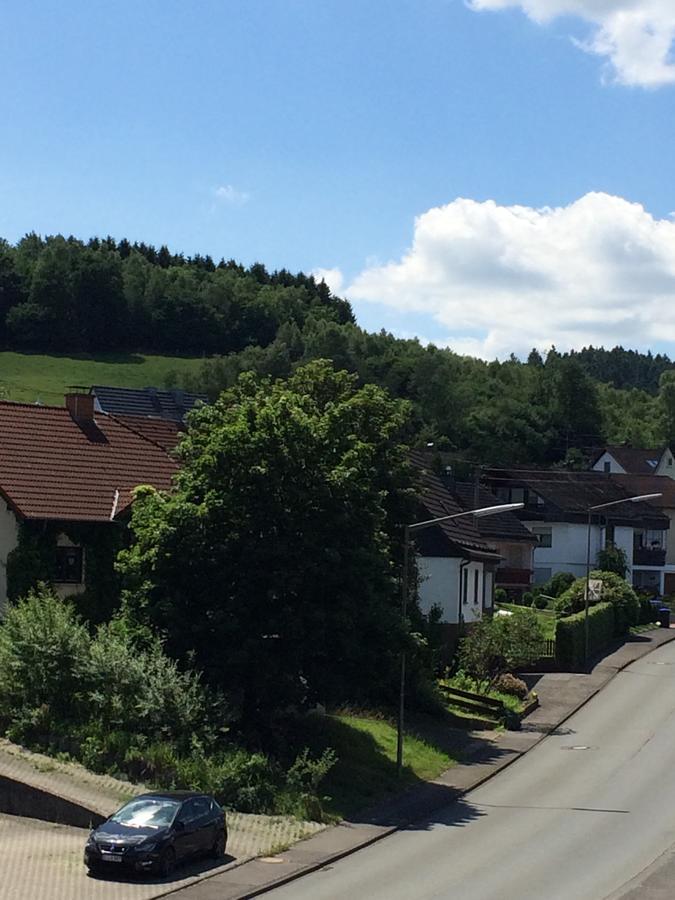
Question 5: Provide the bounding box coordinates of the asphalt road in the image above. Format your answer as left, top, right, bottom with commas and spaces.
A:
268, 640, 675, 900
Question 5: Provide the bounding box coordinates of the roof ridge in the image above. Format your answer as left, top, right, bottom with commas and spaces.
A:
0, 399, 71, 412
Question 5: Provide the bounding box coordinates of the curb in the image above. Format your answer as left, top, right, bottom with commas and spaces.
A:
171, 629, 675, 900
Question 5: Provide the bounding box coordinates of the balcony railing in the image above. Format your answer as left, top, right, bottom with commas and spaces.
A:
633, 547, 666, 567
496, 567, 533, 586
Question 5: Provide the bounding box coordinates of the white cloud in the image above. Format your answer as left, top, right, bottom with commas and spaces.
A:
347, 192, 675, 359
213, 184, 250, 206
469, 0, 675, 87
311, 266, 344, 296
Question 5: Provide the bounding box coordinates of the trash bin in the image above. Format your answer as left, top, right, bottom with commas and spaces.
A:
659, 607, 670, 628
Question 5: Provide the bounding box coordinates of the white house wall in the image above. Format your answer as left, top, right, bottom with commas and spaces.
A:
656, 450, 675, 479
525, 520, 639, 583
418, 556, 487, 625
525, 521, 603, 581
461, 562, 484, 624
418, 557, 461, 624
0, 505, 19, 617
614, 525, 634, 569
592, 453, 626, 474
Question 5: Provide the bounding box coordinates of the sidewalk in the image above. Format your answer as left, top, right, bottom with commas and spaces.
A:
166, 626, 675, 900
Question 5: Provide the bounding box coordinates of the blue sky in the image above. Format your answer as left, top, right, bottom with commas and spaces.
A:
2, 0, 675, 357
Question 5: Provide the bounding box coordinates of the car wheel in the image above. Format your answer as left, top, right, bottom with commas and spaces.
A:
211, 830, 226, 859
158, 847, 176, 878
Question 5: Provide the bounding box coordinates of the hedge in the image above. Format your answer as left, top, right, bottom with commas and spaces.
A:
555, 602, 615, 672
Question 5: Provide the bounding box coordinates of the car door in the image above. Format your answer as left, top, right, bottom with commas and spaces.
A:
190, 797, 215, 854
173, 800, 200, 860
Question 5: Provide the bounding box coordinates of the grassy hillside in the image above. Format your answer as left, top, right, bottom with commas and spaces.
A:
0, 352, 205, 405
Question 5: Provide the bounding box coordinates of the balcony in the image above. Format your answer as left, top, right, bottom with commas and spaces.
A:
496, 567, 533, 587
633, 547, 666, 567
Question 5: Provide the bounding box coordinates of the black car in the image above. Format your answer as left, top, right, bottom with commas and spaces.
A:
84, 791, 227, 878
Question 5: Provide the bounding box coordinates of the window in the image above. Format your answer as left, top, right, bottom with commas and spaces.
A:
54, 546, 83, 583
462, 568, 468, 604
603, 461, 611, 473
473, 569, 479, 604
604, 524, 615, 547
532, 527, 552, 548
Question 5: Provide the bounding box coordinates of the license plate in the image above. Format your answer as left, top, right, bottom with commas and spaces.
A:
102, 853, 124, 863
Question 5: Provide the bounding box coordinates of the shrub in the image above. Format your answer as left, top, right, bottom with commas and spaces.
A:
555, 571, 639, 633
543, 572, 575, 598
494, 588, 508, 605
522, 592, 534, 607
555, 602, 615, 671
532, 595, 548, 610
597, 545, 628, 579
493, 673, 528, 699
458, 610, 545, 685
0, 584, 91, 733
0, 586, 335, 820
86, 620, 213, 750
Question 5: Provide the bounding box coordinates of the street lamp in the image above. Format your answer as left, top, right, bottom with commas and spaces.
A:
583, 492, 663, 663
396, 501, 524, 777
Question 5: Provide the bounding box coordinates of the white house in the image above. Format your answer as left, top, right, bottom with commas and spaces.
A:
486, 468, 671, 593
411, 453, 502, 643
592, 446, 675, 479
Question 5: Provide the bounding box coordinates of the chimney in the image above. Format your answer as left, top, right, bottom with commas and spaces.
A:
65, 393, 95, 421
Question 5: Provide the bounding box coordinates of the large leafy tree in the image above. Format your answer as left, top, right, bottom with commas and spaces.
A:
118, 361, 413, 730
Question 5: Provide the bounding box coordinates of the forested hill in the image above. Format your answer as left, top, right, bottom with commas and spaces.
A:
563, 347, 674, 395
2, 232, 675, 469
0, 233, 353, 354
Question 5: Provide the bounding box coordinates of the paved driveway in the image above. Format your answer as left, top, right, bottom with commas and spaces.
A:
0, 812, 242, 900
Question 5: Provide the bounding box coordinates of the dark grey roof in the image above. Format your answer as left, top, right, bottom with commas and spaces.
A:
91, 386, 208, 423
484, 468, 669, 529
410, 451, 501, 560
453, 482, 537, 543
592, 446, 665, 475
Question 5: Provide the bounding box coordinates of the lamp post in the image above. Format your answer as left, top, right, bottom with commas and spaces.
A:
396, 501, 524, 777
584, 492, 663, 663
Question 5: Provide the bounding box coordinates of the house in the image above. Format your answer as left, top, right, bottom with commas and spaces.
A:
610, 473, 675, 594
411, 453, 502, 641
452, 482, 538, 598
591, 446, 675, 479
0, 393, 177, 615
485, 468, 670, 593
91, 385, 208, 423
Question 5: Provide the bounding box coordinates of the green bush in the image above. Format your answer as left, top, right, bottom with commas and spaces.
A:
0, 584, 91, 733
494, 588, 508, 605
522, 592, 534, 607
86, 620, 212, 749
0, 586, 335, 819
555, 571, 639, 633
458, 610, 545, 684
542, 571, 575, 598
555, 602, 615, 671
532, 595, 548, 610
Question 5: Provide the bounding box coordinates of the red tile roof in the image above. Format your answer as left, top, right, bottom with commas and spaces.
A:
0, 401, 178, 522
115, 415, 185, 452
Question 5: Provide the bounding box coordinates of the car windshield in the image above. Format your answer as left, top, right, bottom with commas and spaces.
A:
111, 797, 181, 829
